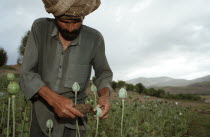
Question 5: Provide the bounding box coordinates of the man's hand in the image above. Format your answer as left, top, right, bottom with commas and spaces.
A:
38, 86, 84, 119
98, 88, 111, 119
51, 95, 84, 119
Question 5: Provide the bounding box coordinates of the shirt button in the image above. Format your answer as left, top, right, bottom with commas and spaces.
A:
62, 52, 64, 55
59, 65, 62, 69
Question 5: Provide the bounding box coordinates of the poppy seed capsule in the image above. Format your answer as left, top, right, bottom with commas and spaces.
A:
95, 106, 102, 118
7, 72, 15, 81
91, 84, 97, 93
119, 88, 127, 99
46, 119, 53, 129
7, 82, 20, 95
111, 106, 117, 112
72, 82, 80, 93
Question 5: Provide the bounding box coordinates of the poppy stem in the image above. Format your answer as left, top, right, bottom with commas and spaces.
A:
7, 97, 11, 137
12, 95, 15, 137
121, 99, 125, 137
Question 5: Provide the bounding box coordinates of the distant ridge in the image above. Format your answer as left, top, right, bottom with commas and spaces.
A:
162, 81, 210, 95
126, 75, 210, 87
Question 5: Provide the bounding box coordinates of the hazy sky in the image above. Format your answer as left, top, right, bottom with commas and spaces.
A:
1, 0, 210, 81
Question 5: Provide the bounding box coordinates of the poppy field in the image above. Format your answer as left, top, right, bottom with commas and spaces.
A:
0, 73, 204, 137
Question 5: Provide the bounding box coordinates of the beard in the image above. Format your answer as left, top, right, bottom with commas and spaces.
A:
54, 20, 82, 41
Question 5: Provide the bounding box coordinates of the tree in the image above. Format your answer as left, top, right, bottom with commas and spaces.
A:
158, 89, 166, 98
148, 88, 155, 96
135, 83, 145, 94
0, 47, 8, 67
125, 83, 134, 91
133, 86, 139, 93
111, 81, 117, 91
17, 31, 30, 64
156, 89, 166, 98
117, 80, 126, 88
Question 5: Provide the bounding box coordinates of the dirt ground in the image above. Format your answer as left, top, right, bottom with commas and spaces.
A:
0, 64, 20, 76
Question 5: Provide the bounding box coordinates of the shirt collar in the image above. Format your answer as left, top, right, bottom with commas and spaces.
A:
51, 24, 82, 46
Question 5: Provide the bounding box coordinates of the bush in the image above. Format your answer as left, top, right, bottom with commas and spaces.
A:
111, 81, 117, 91
0, 48, 8, 67
165, 93, 201, 101
117, 80, 126, 88
17, 31, 30, 64
135, 83, 145, 94
0, 75, 9, 92
125, 83, 134, 91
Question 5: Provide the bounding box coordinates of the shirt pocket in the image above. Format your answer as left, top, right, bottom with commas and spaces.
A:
64, 64, 90, 91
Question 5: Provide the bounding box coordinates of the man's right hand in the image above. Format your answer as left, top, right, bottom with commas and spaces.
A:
38, 86, 84, 119
51, 95, 84, 118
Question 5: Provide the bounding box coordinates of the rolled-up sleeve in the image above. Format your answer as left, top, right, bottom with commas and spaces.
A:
19, 21, 46, 101
91, 34, 113, 96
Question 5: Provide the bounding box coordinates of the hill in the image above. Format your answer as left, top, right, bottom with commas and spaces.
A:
126, 75, 210, 87
161, 81, 210, 95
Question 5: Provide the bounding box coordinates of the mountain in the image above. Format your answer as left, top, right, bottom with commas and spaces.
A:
162, 81, 210, 95
126, 75, 210, 87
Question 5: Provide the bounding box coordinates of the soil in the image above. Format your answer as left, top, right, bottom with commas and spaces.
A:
0, 64, 20, 77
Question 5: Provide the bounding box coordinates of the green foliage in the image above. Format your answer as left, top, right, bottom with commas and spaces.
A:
0, 77, 207, 137
135, 83, 145, 94
0, 48, 8, 67
125, 83, 134, 91
144, 88, 165, 97
165, 93, 201, 101
112, 81, 201, 101
86, 99, 192, 137
117, 80, 126, 88
189, 111, 210, 137
17, 31, 30, 65
0, 75, 10, 93
111, 81, 201, 101
111, 81, 117, 91
133, 86, 139, 92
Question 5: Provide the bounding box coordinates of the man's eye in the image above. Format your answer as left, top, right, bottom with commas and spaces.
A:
60, 20, 80, 24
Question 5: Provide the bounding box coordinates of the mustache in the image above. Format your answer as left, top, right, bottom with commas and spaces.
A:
54, 20, 82, 41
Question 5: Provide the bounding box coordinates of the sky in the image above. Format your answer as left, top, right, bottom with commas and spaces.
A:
1, 0, 210, 81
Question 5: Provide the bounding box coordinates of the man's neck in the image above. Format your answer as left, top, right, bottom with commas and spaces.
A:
58, 33, 71, 48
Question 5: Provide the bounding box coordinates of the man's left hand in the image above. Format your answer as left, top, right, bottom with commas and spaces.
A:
97, 88, 111, 119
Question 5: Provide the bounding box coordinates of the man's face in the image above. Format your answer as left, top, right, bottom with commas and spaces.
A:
54, 18, 83, 41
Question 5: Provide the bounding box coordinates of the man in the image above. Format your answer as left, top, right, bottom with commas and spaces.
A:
19, 0, 113, 137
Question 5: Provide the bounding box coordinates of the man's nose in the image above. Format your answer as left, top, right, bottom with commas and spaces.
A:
66, 24, 74, 32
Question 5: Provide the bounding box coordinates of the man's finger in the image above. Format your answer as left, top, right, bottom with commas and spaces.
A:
100, 104, 110, 118
100, 111, 107, 118
69, 106, 84, 117
65, 111, 76, 119
102, 114, 109, 119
